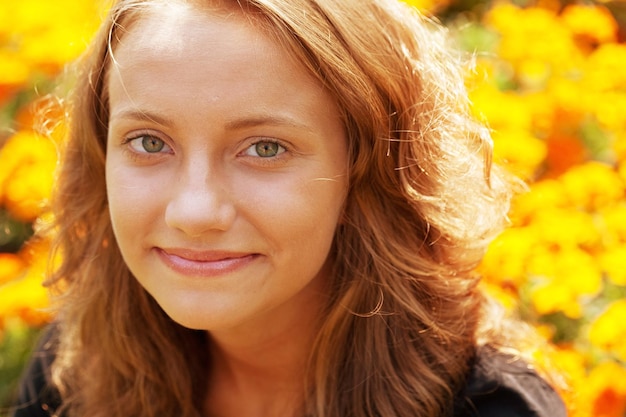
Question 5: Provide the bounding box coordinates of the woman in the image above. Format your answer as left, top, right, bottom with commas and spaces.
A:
12, 0, 566, 416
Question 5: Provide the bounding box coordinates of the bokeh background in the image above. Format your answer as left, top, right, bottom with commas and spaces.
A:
1, 0, 626, 415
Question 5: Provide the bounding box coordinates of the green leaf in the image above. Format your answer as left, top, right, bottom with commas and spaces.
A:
0, 320, 44, 411
0, 209, 34, 253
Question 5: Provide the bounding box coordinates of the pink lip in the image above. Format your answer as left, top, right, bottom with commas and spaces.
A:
155, 248, 259, 277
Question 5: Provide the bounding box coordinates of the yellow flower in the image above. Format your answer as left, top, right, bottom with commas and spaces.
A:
465, 59, 495, 92
586, 91, 626, 133
530, 281, 583, 318
529, 247, 602, 318
0, 131, 58, 222
470, 84, 534, 131
478, 281, 519, 312
589, 300, 626, 362
400, 0, 450, 14
600, 245, 626, 286
599, 205, 626, 246
532, 323, 555, 342
559, 162, 624, 211
0, 51, 30, 86
533, 346, 586, 417
479, 227, 537, 288
0, 277, 50, 325
485, 3, 583, 79
613, 129, 626, 164
584, 43, 626, 93
510, 179, 569, 225
517, 59, 552, 89
620, 161, 626, 186
530, 208, 599, 249
0, 0, 109, 77
0, 260, 51, 326
561, 4, 618, 50
581, 44, 626, 132
491, 128, 547, 180
522, 91, 556, 135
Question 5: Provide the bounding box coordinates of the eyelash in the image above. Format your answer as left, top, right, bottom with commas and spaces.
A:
241, 139, 287, 158
122, 133, 172, 154
120, 133, 290, 164
122, 133, 173, 159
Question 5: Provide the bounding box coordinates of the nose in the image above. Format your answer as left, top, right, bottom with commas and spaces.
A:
164, 159, 236, 236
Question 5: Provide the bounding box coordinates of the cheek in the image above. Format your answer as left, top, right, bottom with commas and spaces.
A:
105, 164, 164, 242
246, 176, 346, 248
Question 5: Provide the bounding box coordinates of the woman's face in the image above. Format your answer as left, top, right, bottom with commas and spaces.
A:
105, 3, 348, 334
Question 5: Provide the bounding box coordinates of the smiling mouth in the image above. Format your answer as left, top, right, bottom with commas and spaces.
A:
155, 248, 260, 277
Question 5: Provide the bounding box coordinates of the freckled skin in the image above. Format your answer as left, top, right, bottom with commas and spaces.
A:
105, 3, 349, 339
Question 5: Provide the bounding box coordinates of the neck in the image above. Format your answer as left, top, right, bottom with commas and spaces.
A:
204, 283, 327, 417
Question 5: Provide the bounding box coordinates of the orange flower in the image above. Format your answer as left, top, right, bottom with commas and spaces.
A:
585, 362, 626, 417
0, 253, 26, 286
544, 134, 587, 177
0, 51, 30, 104
14, 95, 68, 139
0, 237, 54, 325
544, 77, 588, 134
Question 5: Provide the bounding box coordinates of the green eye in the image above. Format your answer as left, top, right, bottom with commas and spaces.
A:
254, 141, 282, 157
241, 140, 286, 159
142, 136, 165, 153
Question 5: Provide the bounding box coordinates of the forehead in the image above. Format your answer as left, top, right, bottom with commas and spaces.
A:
106, 1, 324, 97
109, 2, 327, 93
105, 0, 340, 131
111, 2, 265, 61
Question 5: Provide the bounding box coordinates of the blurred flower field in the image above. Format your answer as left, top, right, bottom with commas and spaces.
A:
1, 0, 626, 415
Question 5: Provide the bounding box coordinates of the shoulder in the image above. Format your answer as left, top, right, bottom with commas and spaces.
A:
454, 346, 567, 417
9, 325, 62, 417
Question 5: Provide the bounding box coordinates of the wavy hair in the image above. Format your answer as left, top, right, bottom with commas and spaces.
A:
46, 0, 516, 416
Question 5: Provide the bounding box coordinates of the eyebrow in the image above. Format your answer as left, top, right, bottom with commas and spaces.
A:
109, 109, 174, 127
224, 116, 315, 134
110, 109, 316, 134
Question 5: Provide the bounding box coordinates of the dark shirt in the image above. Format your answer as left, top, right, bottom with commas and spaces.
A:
10, 328, 60, 417
10, 328, 566, 417
454, 347, 567, 417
